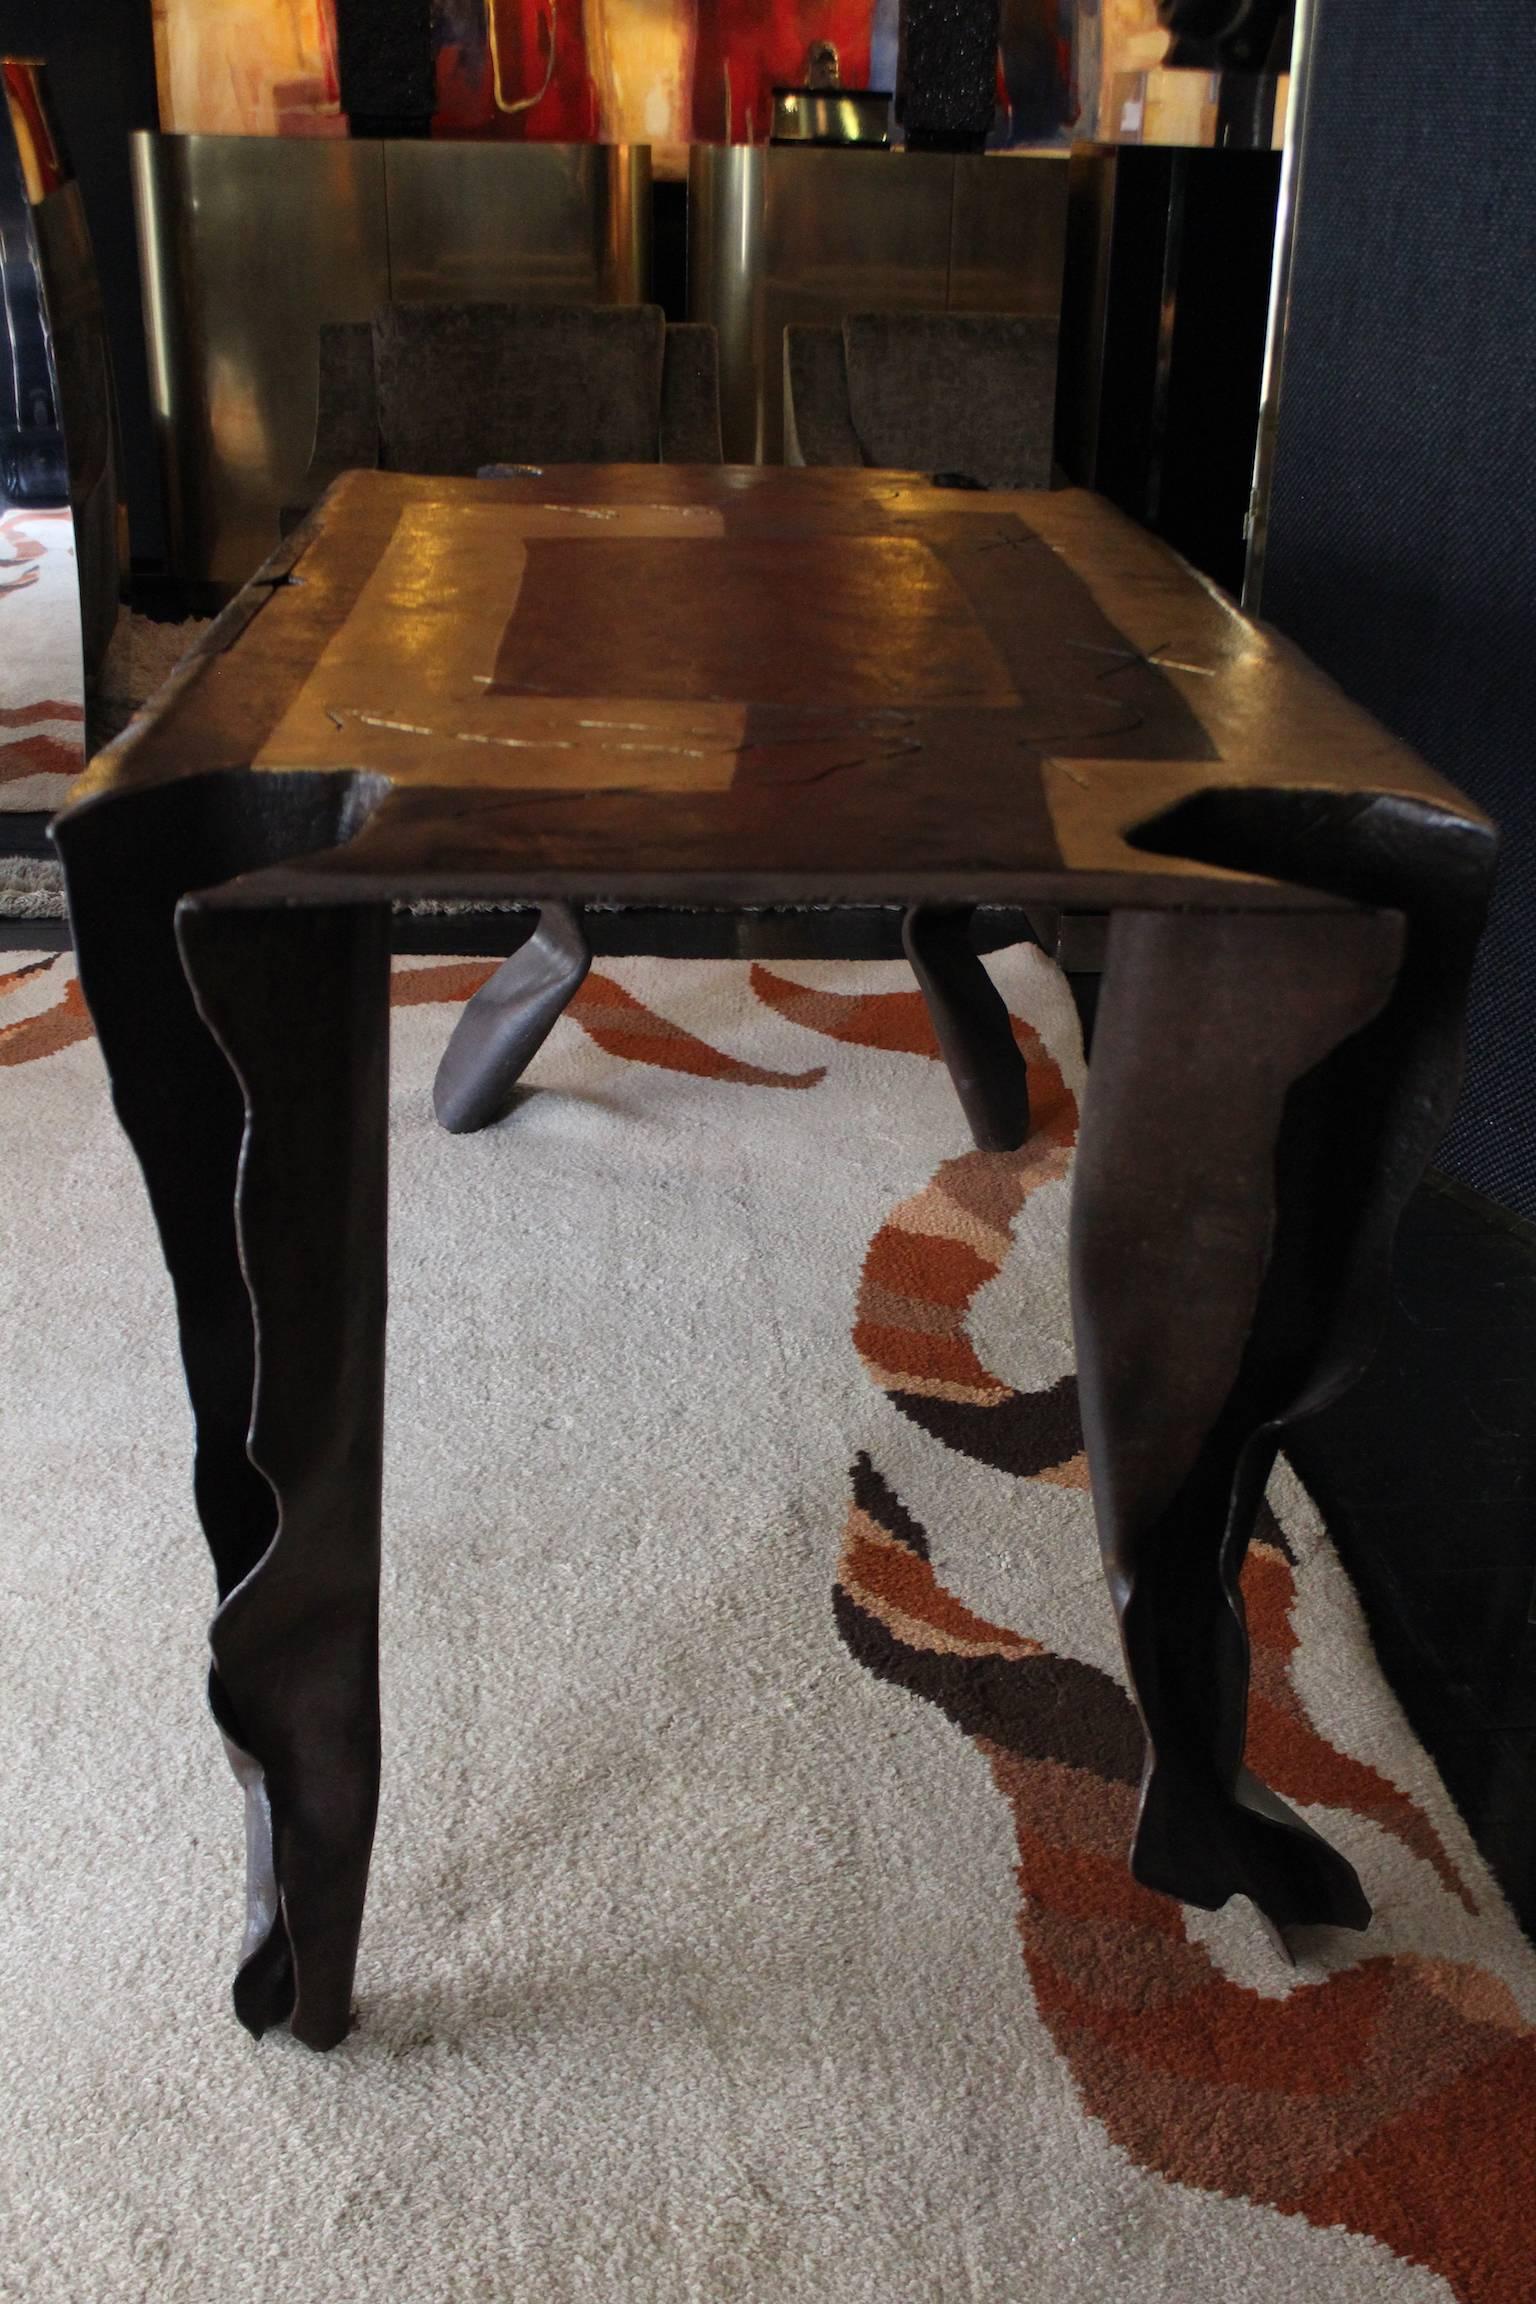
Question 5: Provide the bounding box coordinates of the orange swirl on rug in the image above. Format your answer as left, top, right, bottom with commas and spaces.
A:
0, 699, 84, 726
1240, 1528, 1477, 1915
845, 1005, 1082, 1481
3, 957, 829, 1091
395, 959, 825, 1088
0, 507, 54, 552
568, 972, 823, 1087
750, 963, 943, 1058
821, 962, 1476, 1903
835, 1458, 1532, 2304
0, 731, 78, 780
0, 968, 91, 1066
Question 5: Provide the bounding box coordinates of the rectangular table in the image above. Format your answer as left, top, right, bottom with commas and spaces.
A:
55, 465, 1494, 2049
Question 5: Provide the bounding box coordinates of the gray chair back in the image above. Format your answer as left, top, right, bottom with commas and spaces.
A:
294, 302, 722, 523
375, 303, 666, 473
785, 311, 1058, 489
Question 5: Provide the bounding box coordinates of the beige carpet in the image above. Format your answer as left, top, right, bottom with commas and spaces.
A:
0, 505, 85, 810
0, 600, 209, 820
1, 606, 212, 926
1, 943, 1532, 2304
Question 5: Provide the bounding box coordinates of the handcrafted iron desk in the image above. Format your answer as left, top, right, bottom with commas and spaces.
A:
55, 466, 1494, 2050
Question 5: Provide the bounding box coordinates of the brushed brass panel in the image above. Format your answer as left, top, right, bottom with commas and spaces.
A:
691, 147, 1069, 466
133, 132, 389, 586
1055, 146, 1118, 487
686, 144, 766, 462
760, 148, 953, 463
763, 148, 954, 309
135, 136, 651, 586
690, 146, 953, 464
383, 141, 650, 306
769, 88, 891, 145
949, 153, 1068, 314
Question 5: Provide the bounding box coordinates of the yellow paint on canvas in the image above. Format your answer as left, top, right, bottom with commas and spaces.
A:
582, 0, 695, 144
152, 0, 341, 136
1098, 0, 1167, 132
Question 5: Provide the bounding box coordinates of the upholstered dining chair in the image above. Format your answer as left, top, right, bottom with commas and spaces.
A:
287, 301, 723, 523
783, 310, 1059, 491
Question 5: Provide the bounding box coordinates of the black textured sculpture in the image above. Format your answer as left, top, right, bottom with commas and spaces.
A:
335, 0, 436, 136
1158, 0, 1295, 72
898, 0, 1001, 151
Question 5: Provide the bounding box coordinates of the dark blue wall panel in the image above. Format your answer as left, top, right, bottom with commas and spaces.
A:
1263, 0, 1536, 1216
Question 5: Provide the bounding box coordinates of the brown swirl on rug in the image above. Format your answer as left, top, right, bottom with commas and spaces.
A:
825, 972, 1525, 2302
0, 961, 91, 1065
3, 956, 828, 1091
801, 981, 1086, 1483
753, 967, 1087, 1479
835, 1457, 1529, 2304
750, 962, 943, 1058
396, 958, 826, 1087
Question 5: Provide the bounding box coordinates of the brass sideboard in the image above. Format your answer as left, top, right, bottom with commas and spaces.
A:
133, 134, 651, 584
688, 147, 1069, 463
135, 135, 1068, 583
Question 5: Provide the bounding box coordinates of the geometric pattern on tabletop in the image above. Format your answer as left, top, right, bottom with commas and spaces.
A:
69, 464, 1487, 908
2, 942, 1532, 2304
52, 465, 1497, 2054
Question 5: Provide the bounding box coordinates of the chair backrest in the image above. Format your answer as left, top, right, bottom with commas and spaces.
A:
785, 311, 1059, 489
309, 303, 722, 485
373, 302, 668, 475
312, 319, 379, 473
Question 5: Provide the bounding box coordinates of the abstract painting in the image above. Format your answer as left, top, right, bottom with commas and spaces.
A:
154, 0, 1078, 147
151, 0, 344, 137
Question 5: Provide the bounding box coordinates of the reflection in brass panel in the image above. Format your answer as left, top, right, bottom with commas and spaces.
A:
949, 154, 1068, 315
135, 136, 651, 587
761, 148, 953, 464
690, 147, 1070, 468
133, 132, 389, 587
383, 142, 649, 306
1055, 146, 1119, 489
34, 181, 120, 675
686, 145, 766, 463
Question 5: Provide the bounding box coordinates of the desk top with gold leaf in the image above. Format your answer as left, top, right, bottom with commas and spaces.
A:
53, 466, 1497, 2055
68, 464, 1489, 912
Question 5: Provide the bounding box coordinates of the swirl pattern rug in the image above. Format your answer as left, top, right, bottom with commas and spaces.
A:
2, 943, 1532, 2304
0, 506, 85, 811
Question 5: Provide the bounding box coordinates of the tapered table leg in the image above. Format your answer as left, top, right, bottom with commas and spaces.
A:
180, 897, 389, 2047
56, 777, 390, 2048
433, 901, 591, 1133
1069, 905, 1416, 1932
902, 904, 1030, 1151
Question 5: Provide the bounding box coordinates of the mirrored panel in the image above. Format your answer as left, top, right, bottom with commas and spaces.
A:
1, 57, 120, 812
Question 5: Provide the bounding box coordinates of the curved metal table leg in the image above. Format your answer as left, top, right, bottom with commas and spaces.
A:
180, 897, 389, 2048
1070, 904, 1419, 1934
56, 775, 390, 2050
433, 902, 591, 1134
902, 903, 1031, 1151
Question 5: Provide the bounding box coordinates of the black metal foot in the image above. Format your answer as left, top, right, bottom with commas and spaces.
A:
433, 902, 592, 1133
902, 904, 1031, 1151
